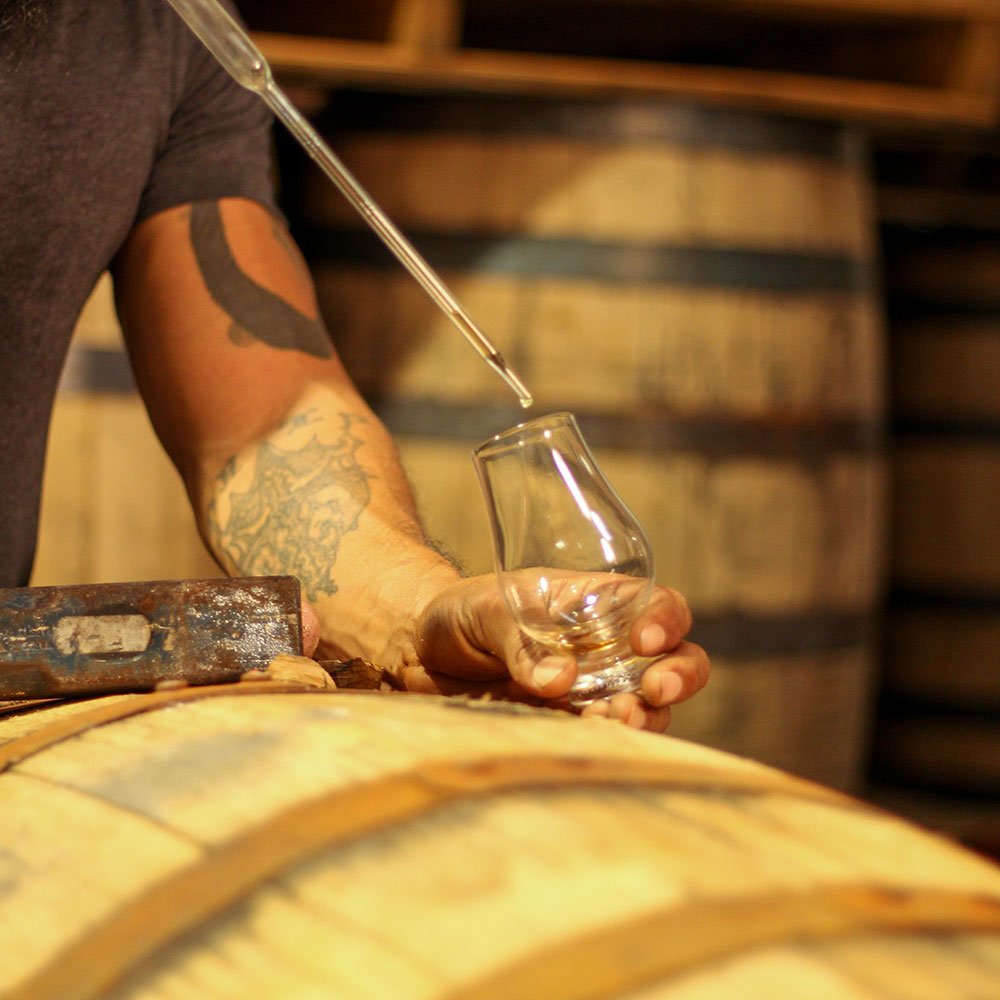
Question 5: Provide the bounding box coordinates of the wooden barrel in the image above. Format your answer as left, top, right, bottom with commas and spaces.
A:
33, 275, 221, 587
279, 91, 887, 789
1, 686, 999, 999
873, 223, 1000, 802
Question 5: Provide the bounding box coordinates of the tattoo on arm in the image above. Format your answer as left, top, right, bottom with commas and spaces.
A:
208, 412, 372, 601
189, 200, 333, 359
216, 456, 237, 491
271, 218, 311, 278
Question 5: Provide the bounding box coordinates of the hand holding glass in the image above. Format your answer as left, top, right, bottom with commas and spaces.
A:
473, 412, 655, 706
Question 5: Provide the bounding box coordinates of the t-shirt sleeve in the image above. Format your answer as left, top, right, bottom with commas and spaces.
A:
135, 7, 279, 223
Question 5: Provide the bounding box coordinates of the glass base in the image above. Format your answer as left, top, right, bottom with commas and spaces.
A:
566, 655, 653, 708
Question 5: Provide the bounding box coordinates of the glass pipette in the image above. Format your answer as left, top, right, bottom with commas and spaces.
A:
162, 0, 533, 408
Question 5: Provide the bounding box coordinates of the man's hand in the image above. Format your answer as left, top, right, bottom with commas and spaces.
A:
397, 575, 709, 732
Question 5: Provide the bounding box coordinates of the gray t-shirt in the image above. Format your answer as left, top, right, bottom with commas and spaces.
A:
0, 0, 278, 586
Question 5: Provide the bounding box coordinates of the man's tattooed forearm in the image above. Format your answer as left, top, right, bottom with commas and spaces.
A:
189, 201, 333, 359
216, 456, 237, 491
282, 409, 324, 433
208, 413, 372, 601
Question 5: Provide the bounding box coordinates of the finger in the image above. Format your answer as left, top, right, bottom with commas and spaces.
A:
397, 659, 543, 703
300, 597, 321, 658
500, 629, 578, 699
579, 699, 611, 719
631, 587, 693, 655
641, 704, 673, 732
639, 641, 711, 707
582, 692, 672, 732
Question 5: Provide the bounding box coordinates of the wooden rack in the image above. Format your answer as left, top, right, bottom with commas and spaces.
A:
242, 0, 1000, 128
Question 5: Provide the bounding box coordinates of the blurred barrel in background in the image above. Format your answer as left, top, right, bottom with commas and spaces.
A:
280, 92, 888, 790
32, 276, 221, 587
872, 216, 1000, 836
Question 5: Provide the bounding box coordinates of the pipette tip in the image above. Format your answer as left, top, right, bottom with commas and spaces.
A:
489, 354, 533, 409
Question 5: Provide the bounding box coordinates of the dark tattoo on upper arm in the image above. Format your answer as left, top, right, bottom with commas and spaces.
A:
189, 201, 333, 359
209, 412, 372, 601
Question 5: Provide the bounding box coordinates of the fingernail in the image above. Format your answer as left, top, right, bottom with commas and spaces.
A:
626, 703, 647, 728
659, 672, 683, 704
532, 661, 565, 691
639, 623, 666, 655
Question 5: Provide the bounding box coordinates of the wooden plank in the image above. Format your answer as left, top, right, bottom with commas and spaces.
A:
393, 0, 1000, 28
892, 441, 1000, 594
254, 34, 999, 127
651, 0, 1000, 19
949, 21, 1000, 93
879, 185, 1000, 230
442, 886, 1000, 1000
0, 682, 322, 771
885, 608, 1000, 709
388, 0, 462, 51
0, 773, 201, 998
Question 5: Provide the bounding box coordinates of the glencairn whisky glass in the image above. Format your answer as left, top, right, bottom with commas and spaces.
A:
473, 412, 655, 705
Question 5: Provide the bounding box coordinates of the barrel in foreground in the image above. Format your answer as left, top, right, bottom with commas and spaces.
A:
1, 686, 998, 999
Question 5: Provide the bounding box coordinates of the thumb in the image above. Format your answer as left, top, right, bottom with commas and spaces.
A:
499, 626, 577, 698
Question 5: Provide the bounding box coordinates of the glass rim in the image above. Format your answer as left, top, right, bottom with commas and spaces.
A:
472, 411, 579, 459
